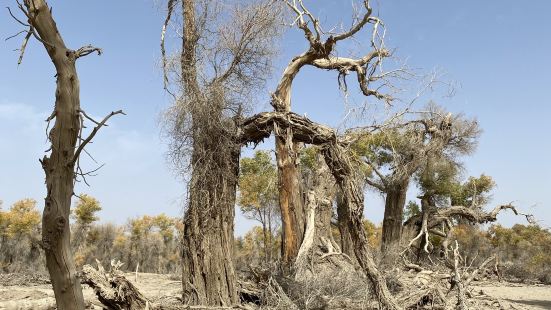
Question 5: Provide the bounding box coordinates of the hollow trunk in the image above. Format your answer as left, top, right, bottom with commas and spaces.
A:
24, 1, 86, 308
381, 179, 409, 253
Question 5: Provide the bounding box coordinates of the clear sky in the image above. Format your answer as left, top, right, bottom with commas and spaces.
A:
1, 0, 550, 235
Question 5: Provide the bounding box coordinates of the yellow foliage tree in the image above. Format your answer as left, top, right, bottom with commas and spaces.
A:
238, 151, 279, 262
4, 199, 41, 238
72, 194, 102, 228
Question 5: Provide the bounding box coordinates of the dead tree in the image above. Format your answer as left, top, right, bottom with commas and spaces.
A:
404, 200, 535, 259
272, 0, 393, 266
240, 112, 402, 309
7, 1, 122, 309
82, 260, 152, 310
161, 0, 281, 305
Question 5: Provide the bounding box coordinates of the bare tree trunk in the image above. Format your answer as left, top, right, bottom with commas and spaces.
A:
381, 179, 409, 253
336, 190, 354, 260
272, 54, 313, 266
275, 129, 305, 266
295, 160, 349, 279
261, 215, 269, 263
322, 144, 402, 310
178, 0, 239, 305
268, 207, 273, 263
18, 1, 90, 308
181, 134, 240, 305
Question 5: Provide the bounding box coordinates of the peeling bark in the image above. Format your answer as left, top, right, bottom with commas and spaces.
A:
272, 55, 313, 266
275, 130, 304, 265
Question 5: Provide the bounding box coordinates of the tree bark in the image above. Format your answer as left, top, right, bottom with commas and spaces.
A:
273, 60, 309, 265
181, 133, 240, 305
336, 190, 355, 260
322, 143, 402, 310
22, 1, 89, 308
261, 216, 269, 263
294, 160, 347, 279
381, 179, 409, 253
179, 0, 239, 305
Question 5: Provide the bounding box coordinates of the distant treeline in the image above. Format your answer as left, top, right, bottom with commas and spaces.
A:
1, 196, 550, 284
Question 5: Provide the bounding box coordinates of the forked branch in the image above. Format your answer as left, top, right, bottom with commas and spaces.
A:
73, 110, 125, 164
74, 45, 102, 59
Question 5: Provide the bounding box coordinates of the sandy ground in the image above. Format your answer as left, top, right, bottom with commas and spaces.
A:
1, 273, 550, 309
0, 272, 181, 309
472, 282, 551, 310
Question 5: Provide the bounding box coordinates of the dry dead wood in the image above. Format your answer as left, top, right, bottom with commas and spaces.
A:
403, 200, 534, 258
81, 260, 152, 310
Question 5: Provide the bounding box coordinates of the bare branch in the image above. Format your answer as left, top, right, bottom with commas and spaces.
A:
73, 110, 125, 164
332, 0, 373, 42
364, 177, 385, 192
160, 0, 176, 94
74, 45, 102, 59
16, 29, 32, 65
437, 203, 535, 225
297, 0, 321, 40
5, 29, 27, 41
78, 109, 101, 126
6, 6, 29, 26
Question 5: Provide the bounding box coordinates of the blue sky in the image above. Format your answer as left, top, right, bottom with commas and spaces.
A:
1, 0, 550, 235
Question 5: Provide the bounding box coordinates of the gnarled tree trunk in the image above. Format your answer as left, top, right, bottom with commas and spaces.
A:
295, 159, 349, 279
241, 110, 402, 309
381, 178, 409, 253
272, 56, 311, 266
181, 135, 240, 305
178, 0, 239, 304
336, 190, 355, 260
22, 1, 94, 308
275, 134, 305, 265
323, 143, 402, 310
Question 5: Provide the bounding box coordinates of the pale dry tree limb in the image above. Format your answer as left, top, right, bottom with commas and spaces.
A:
403, 202, 535, 256
451, 241, 468, 310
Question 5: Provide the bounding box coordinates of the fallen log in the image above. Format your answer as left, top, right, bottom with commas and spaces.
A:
81, 260, 152, 310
